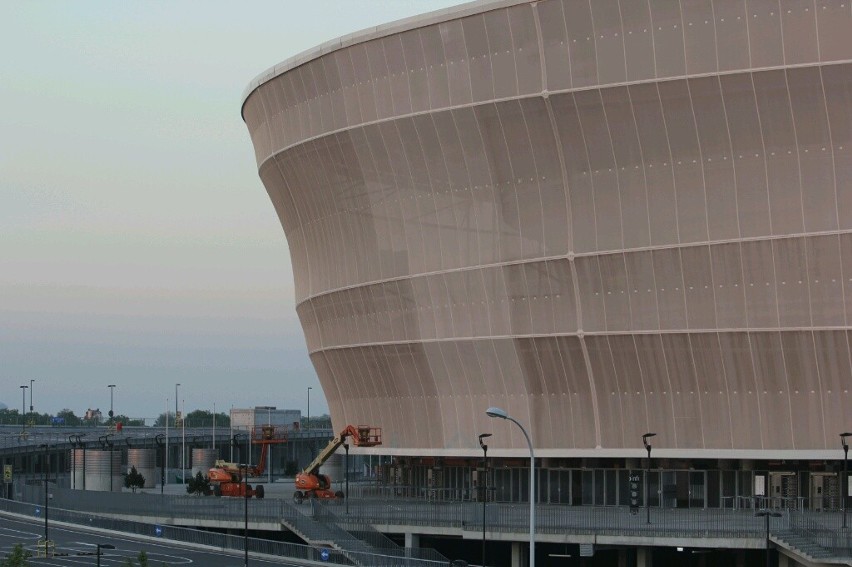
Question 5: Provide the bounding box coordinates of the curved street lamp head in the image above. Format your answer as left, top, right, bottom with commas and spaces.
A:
841, 432, 852, 449
642, 432, 657, 449
478, 433, 492, 449
486, 407, 508, 419
755, 511, 783, 518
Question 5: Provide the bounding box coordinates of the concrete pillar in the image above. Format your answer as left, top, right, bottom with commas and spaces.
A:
618, 548, 628, 567
778, 553, 789, 567
404, 532, 419, 549
511, 542, 527, 567
636, 547, 651, 567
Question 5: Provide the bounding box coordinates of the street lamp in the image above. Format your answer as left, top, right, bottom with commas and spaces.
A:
19, 385, 28, 431
343, 442, 350, 514
642, 433, 657, 525
107, 385, 116, 422
478, 433, 492, 567
175, 383, 180, 420
486, 407, 535, 567
842, 432, 851, 529
29, 379, 34, 413
233, 433, 249, 567
155, 434, 165, 495
755, 510, 782, 567
307, 387, 312, 432
39, 444, 51, 545
95, 543, 115, 566
165, 397, 169, 487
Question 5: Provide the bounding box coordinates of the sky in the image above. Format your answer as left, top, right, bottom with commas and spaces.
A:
0, 0, 465, 422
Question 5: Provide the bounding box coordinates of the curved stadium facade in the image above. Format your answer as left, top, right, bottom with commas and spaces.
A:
242, 0, 852, 475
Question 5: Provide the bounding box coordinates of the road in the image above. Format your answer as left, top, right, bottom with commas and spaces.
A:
0, 515, 301, 566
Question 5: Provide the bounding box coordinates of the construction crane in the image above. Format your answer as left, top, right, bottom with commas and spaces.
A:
294, 424, 381, 503
208, 425, 286, 499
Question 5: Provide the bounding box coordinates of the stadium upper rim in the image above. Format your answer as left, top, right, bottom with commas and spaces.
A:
240, 0, 528, 117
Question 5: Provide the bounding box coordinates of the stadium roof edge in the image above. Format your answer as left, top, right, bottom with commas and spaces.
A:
240, 0, 530, 119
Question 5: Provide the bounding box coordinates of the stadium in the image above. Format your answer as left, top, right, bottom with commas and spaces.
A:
241, 0, 852, 512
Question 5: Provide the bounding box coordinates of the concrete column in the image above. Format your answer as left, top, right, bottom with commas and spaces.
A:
618, 548, 628, 567
404, 532, 419, 549
511, 542, 527, 567
636, 547, 651, 567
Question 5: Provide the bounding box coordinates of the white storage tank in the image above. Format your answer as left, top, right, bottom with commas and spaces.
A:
319, 452, 344, 490
84, 450, 122, 492
70, 448, 86, 490
127, 448, 156, 488
191, 448, 218, 478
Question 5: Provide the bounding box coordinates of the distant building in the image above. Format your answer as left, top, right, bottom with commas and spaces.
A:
230, 407, 301, 432
84, 408, 102, 422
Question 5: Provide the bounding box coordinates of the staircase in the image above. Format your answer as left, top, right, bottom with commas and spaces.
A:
773, 530, 837, 563
280, 500, 448, 566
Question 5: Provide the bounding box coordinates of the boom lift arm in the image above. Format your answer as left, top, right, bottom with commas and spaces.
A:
294, 425, 381, 502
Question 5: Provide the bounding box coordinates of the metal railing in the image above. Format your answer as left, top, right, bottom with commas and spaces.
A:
10, 483, 852, 562
0, 496, 452, 567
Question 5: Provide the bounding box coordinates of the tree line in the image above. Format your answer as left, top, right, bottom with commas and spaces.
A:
0, 408, 231, 428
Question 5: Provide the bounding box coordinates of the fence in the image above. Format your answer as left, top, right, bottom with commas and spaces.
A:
9, 483, 852, 562
8, 486, 452, 567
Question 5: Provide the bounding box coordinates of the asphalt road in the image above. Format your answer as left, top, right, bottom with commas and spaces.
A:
0, 515, 300, 566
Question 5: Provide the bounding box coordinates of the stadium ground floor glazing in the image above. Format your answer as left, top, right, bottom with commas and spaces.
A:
379, 457, 849, 512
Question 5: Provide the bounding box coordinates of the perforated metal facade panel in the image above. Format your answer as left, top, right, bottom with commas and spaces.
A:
242, 0, 852, 458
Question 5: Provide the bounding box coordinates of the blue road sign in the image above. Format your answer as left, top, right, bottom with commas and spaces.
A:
155, 525, 163, 537
320, 548, 330, 561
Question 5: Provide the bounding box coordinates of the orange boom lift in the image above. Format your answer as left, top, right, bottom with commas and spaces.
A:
208, 425, 286, 499
294, 425, 381, 503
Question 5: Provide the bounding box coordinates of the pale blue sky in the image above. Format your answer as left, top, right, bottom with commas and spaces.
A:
0, 0, 464, 421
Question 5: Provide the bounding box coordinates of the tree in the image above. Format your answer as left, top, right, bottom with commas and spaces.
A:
55, 409, 81, 427
124, 466, 146, 493
123, 551, 162, 567
183, 410, 229, 428
186, 472, 211, 496
112, 414, 145, 427
0, 543, 32, 566
154, 410, 229, 428
153, 412, 175, 427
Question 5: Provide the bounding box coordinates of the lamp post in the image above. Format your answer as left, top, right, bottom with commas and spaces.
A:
478, 433, 492, 567
486, 407, 534, 567
39, 444, 50, 544
842, 432, 851, 529
343, 442, 350, 514
20, 385, 28, 431
755, 510, 782, 567
307, 387, 312, 432
107, 384, 116, 423
642, 433, 657, 525
165, 397, 169, 487
29, 379, 34, 413
155, 434, 165, 495
175, 383, 180, 420
234, 433, 249, 567
181, 398, 186, 484
95, 543, 115, 567
100, 434, 114, 492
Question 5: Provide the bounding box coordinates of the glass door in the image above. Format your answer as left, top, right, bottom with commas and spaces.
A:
689, 471, 706, 508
